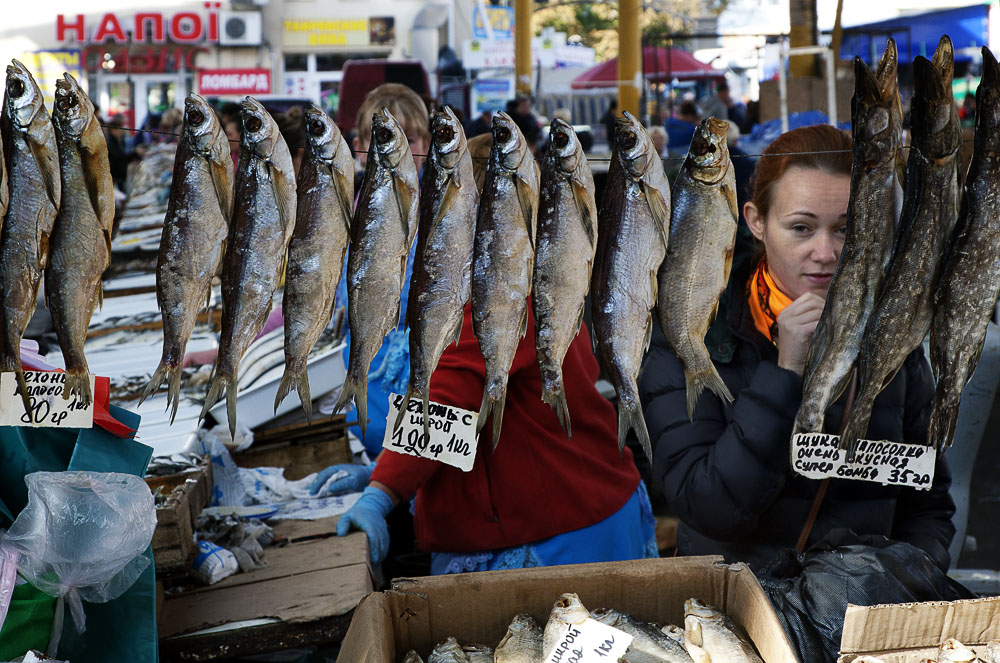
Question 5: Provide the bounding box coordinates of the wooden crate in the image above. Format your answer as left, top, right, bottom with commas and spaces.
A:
234, 416, 353, 481
147, 457, 213, 575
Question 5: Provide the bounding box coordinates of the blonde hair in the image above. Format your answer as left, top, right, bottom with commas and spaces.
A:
355, 83, 430, 147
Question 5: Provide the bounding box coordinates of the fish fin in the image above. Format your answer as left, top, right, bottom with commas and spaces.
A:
63, 370, 93, 408
198, 370, 229, 425
391, 386, 413, 436
274, 368, 312, 421
477, 388, 507, 451
618, 400, 652, 462
966, 334, 987, 386
430, 175, 462, 237
643, 314, 653, 355
268, 161, 296, 238
571, 178, 597, 248
27, 130, 60, 213
79, 137, 115, 233
542, 382, 572, 438
392, 169, 416, 240
685, 366, 733, 421
515, 167, 538, 248
519, 304, 529, 339
13, 368, 32, 419
333, 375, 368, 439
932, 35, 955, 85
330, 160, 354, 233
95, 279, 104, 311
641, 180, 671, 238
449, 315, 464, 347
209, 157, 234, 224
723, 178, 739, 224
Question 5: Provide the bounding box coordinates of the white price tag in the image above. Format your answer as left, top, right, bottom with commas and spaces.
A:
544, 618, 633, 663
382, 393, 479, 472
0, 371, 94, 428
791, 433, 936, 490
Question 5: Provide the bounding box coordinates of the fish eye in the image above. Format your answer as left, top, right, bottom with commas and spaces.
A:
185, 108, 204, 126
244, 115, 262, 133
553, 131, 570, 149
495, 126, 511, 143
56, 95, 76, 112
308, 119, 325, 136
375, 126, 393, 144
7, 79, 24, 98
434, 125, 455, 143
620, 131, 637, 150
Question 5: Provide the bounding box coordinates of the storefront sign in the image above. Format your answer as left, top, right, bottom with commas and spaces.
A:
543, 619, 632, 663
463, 38, 595, 70
56, 5, 223, 44
283, 17, 395, 48
472, 6, 514, 40
383, 393, 478, 472
473, 77, 514, 115
0, 371, 94, 428
81, 44, 208, 74
791, 433, 936, 490
19, 51, 81, 109
198, 68, 271, 95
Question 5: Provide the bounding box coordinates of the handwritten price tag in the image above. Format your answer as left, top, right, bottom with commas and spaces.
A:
382, 393, 479, 472
544, 618, 633, 663
791, 433, 936, 490
0, 371, 94, 428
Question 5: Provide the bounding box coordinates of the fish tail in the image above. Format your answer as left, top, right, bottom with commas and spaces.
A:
167, 367, 182, 424
0, 351, 31, 415
273, 368, 313, 422
541, 380, 572, 438
618, 399, 652, 462
839, 393, 875, 461
685, 365, 733, 421
13, 367, 32, 417
63, 370, 93, 408
139, 359, 170, 405
334, 375, 368, 439
391, 385, 414, 436
421, 392, 431, 442
199, 372, 229, 424
927, 383, 960, 449
477, 387, 507, 450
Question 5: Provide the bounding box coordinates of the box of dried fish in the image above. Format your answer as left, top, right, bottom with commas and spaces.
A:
839, 596, 1000, 662
338, 555, 799, 662
146, 455, 213, 574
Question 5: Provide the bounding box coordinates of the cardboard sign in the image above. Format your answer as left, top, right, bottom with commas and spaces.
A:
0, 371, 94, 428
544, 618, 633, 663
791, 433, 935, 490
382, 393, 478, 472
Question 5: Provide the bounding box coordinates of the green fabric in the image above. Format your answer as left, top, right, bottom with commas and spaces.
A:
0, 404, 157, 663
0, 580, 58, 659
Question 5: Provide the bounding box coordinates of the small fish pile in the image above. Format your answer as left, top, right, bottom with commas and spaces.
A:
399, 593, 763, 663
851, 637, 1000, 663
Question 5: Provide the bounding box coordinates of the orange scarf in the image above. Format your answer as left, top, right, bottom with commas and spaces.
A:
748, 260, 793, 344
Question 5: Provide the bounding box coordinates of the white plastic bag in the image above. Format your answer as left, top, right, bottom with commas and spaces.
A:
191, 541, 239, 585
0, 471, 156, 637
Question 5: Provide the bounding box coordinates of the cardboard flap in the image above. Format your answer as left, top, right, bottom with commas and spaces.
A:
840, 596, 1000, 654
724, 563, 801, 663
339, 592, 394, 663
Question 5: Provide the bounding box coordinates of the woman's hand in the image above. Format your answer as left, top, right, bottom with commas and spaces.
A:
776, 293, 826, 376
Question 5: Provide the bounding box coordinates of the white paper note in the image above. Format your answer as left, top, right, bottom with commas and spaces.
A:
0, 371, 94, 428
791, 433, 936, 490
543, 618, 633, 663
382, 393, 479, 472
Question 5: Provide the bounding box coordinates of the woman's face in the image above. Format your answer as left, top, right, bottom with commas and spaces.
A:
744, 166, 850, 300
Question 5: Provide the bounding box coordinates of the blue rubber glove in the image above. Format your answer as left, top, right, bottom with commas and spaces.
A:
337, 486, 394, 565
308, 462, 376, 496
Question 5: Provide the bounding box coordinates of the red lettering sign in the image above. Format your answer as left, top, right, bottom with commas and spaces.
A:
170, 13, 202, 43
55, 8, 221, 44
134, 13, 165, 43
93, 14, 127, 43
198, 69, 272, 95
56, 14, 85, 42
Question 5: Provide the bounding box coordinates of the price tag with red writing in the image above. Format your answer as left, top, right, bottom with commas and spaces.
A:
0, 371, 94, 428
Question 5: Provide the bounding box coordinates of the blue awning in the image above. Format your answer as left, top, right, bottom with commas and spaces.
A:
840, 3, 989, 64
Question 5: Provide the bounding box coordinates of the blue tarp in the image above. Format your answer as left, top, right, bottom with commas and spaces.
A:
841, 3, 989, 64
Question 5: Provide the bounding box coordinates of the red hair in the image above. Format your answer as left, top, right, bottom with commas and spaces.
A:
749, 125, 853, 219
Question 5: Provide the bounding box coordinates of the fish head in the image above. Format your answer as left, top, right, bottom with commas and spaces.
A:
184, 93, 222, 151
614, 111, 655, 178
687, 117, 730, 181
429, 106, 466, 170
491, 111, 527, 171
370, 107, 410, 170
4, 59, 43, 129
975, 46, 1000, 151
550, 593, 589, 625
662, 624, 685, 642
852, 52, 900, 166
507, 612, 538, 633
304, 103, 341, 161
910, 53, 961, 158
53, 73, 94, 138
684, 598, 723, 620
684, 614, 705, 647
240, 96, 278, 158
545, 118, 582, 174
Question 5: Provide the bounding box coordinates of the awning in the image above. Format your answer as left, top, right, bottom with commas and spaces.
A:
571, 46, 724, 90
841, 3, 989, 64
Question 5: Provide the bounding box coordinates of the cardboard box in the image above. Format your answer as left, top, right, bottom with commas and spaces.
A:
758, 77, 854, 125
338, 556, 799, 663
839, 596, 1000, 662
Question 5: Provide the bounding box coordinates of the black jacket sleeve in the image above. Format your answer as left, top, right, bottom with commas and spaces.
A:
640, 329, 803, 540
889, 347, 956, 570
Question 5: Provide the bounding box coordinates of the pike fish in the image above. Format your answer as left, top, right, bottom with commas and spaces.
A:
657, 117, 737, 420
542, 593, 590, 656
333, 107, 419, 436
46, 72, 114, 405
927, 46, 1000, 449
472, 111, 539, 448
141, 93, 233, 421
200, 97, 296, 437
841, 36, 963, 455
393, 106, 476, 439
427, 637, 468, 663
591, 608, 694, 662
532, 118, 597, 436
495, 613, 543, 663
0, 60, 58, 413
591, 112, 670, 460
683, 599, 763, 663
274, 104, 354, 420
795, 40, 904, 436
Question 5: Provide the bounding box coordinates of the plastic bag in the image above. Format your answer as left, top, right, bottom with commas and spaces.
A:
758, 530, 974, 663
191, 541, 239, 585
0, 472, 156, 638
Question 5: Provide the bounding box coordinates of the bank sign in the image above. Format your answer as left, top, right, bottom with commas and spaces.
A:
198, 69, 271, 95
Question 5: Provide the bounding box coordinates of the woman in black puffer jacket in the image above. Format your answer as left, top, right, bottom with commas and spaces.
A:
640, 126, 955, 571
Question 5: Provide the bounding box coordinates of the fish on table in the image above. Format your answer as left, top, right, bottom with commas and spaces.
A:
142, 93, 233, 422
592, 607, 694, 662
495, 612, 543, 663
684, 598, 763, 663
